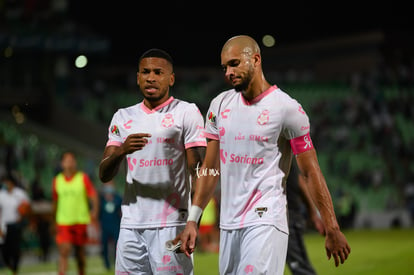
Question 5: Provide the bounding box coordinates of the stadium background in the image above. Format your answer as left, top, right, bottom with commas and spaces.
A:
1, 1, 414, 274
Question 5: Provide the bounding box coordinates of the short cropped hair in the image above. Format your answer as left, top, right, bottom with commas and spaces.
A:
139, 48, 174, 66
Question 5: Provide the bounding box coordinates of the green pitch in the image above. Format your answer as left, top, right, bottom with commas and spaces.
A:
1, 228, 413, 275
195, 228, 414, 275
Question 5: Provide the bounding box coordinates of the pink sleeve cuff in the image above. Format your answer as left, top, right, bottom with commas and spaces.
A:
204, 132, 219, 140
106, 140, 122, 147
185, 141, 207, 149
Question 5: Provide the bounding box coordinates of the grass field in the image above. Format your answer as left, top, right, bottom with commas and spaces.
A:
1, 228, 413, 274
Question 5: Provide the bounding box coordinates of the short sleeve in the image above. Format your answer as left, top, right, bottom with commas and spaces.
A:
203, 97, 220, 140
106, 110, 124, 147
282, 99, 311, 140
182, 103, 207, 149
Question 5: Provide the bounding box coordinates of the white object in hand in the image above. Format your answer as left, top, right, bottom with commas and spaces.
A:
165, 240, 182, 252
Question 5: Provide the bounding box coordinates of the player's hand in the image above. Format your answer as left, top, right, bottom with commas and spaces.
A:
179, 221, 198, 257
325, 230, 351, 267
122, 133, 151, 154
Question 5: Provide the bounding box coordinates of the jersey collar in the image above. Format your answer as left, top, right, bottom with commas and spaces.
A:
141, 96, 174, 114
241, 85, 278, 105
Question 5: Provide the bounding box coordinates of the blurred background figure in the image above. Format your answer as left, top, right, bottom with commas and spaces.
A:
198, 196, 220, 253
98, 180, 122, 271
0, 174, 31, 275
335, 188, 358, 230
30, 172, 52, 262
52, 150, 99, 275
286, 161, 325, 275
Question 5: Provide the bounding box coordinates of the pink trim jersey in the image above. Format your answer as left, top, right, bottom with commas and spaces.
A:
204, 85, 312, 233
105, 97, 207, 229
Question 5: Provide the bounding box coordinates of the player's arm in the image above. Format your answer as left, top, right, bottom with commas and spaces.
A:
179, 139, 221, 257
185, 146, 206, 196
296, 148, 351, 266
99, 133, 151, 182
191, 139, 220, 211
297, 171, 325, 235
99, 145, 124, 183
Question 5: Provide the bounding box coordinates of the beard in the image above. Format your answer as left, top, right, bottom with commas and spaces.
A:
233, 66, 254, 92
234, 79, 249, 92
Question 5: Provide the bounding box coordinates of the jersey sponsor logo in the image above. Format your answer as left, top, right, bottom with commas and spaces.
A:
233, 134, 268, 142
157, 262, 183, 272
110, 125, 120, 136
235, 132, 245, 141
255, 207, 268, 218
219, 150, 264, 165
158, 253, 183, 272
229, 153, 264, 164
139, 157, 173, 167
123, 119, 132, 129
249, 135, 269, 142
157, 137, 175, 144
127, 157, 137, 171
257, 109, 269, 125
161, 113, 174, 128
221, 108, 230, 119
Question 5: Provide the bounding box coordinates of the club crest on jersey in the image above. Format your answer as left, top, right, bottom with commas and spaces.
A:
110, 125, 120, 136
255, 207, 268, 218
161, 114, 174, 128
208, 111, 216, 123
257, 110, 269, 125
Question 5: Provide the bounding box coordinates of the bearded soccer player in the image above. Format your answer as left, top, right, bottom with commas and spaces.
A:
177, 35, 351, 275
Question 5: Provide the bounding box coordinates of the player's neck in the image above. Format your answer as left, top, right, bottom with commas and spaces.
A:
143, 97, 169, 110
243, 79, 271, 101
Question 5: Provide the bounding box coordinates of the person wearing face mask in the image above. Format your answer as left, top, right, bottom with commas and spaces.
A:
0, 174, 31, 275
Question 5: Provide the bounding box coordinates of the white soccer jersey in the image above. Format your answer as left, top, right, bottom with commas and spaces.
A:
204, 85, 311, 233
106, 96, 206, 229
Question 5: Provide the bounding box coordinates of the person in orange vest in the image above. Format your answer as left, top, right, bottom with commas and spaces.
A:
52, 150, 99, 275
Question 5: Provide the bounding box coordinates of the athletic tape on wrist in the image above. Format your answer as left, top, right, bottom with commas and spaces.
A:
187, 205, 203, 222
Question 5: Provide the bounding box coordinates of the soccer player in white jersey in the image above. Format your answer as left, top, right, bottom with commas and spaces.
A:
99, 48, 207, 274
176, 35, 351, 274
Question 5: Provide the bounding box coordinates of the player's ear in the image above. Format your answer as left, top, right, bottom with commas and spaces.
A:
253, 53, 261, 67
169, 72, 175, 87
